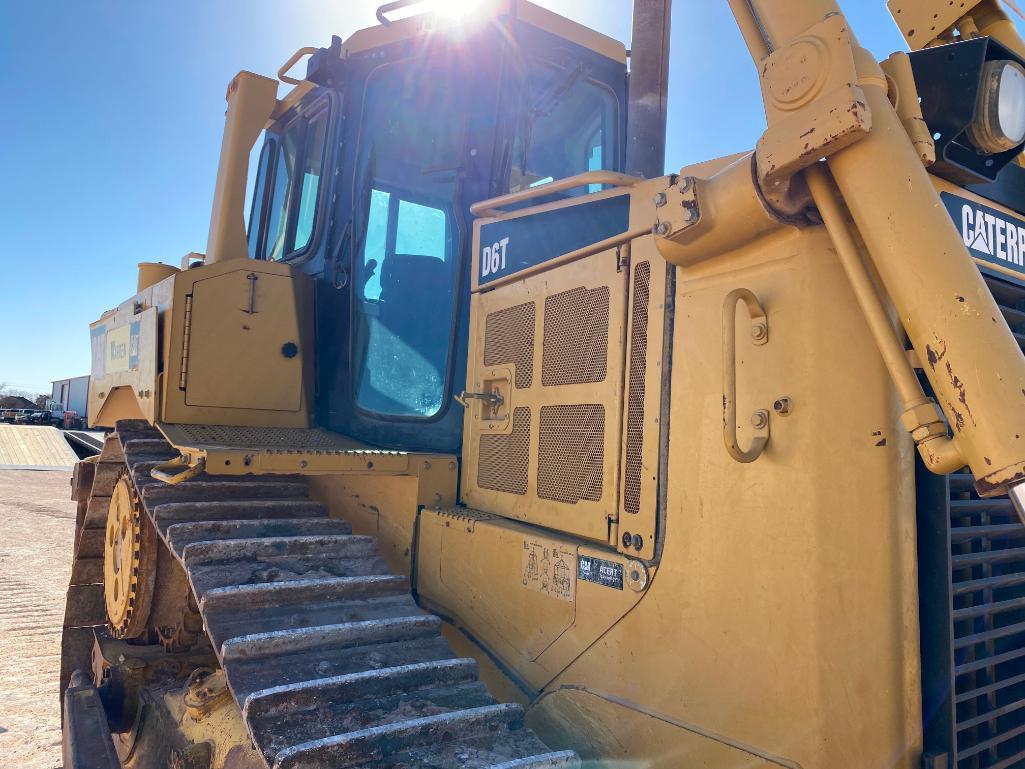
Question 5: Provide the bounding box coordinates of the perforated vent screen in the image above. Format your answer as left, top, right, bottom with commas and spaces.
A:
624, 262, 651, 514
541, 286, 610, 387
477, 407, 530, 495
537, 405, 605, 504
484, 303, 535, 389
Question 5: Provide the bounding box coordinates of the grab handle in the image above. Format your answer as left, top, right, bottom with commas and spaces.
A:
470, 171, 640, 218
723, 288, 770, 464
151, 456, 205, 486
278, 46, 318, 86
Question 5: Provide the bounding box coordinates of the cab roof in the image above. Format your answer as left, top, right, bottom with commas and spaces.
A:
341, 0, 626, 64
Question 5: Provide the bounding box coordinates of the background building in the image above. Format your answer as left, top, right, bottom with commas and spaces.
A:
50, 376, 89, 420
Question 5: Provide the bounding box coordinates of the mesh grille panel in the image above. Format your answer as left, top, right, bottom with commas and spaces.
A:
541, 286, 610, 387
537, 405, 604, 504
624, 262, 651, 514
484, 303, 535, 389
477, 407, 530, 495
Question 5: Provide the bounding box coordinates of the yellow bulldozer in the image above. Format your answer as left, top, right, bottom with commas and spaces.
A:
58, 0, 1025, 767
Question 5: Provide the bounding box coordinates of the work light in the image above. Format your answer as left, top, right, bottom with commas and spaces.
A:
910, 37, 1025, 184
967, 59, 1025, 154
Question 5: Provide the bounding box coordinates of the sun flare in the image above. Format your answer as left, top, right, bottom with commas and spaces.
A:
422, 0, 487, 21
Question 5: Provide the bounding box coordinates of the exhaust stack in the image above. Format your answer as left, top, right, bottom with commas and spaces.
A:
625, 0, 672, 179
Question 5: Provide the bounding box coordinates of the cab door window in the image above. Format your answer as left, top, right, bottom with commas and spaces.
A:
351, 59, 463, 419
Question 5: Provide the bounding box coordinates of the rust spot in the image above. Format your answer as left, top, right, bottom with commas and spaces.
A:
925, 339, 947, 371
986, 456, 993, 466
945, 399, 966, 433
957, 295, 966, 303
800, 128, 816, 138
403, 548, 410, 557
872, 430, 882, 436
876, 439, 887, 447
946, 360, 977, 429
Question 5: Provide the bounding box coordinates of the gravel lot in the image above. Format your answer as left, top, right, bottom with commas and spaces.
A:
0, 470, 76, 769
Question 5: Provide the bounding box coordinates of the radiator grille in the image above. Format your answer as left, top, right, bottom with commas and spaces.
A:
537, 404, 604, 504
624, 262, 651, 515
484, 303, 535, 389
921, 272, 1025, 769
477, 407, 530, 495
541, 286, 610, 387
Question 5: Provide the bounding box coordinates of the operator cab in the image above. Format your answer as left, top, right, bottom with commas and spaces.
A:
245, 1, 627, 453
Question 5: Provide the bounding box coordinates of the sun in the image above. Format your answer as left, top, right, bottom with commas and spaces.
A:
423, 0, 488, 21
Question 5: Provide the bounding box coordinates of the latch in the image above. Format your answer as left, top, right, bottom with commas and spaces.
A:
457, 366, 513, 433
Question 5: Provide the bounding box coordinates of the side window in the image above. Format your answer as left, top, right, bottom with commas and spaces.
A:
293, 114, 327, 252
265, 132, 299, 261
510, 60, 618, 195
261, 108, 329, 261
247, 141, 273, 259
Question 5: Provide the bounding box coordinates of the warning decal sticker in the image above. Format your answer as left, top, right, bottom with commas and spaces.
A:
521, 537, 576, 603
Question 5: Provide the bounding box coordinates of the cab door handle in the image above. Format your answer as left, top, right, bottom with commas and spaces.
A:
722, 288, 770, 464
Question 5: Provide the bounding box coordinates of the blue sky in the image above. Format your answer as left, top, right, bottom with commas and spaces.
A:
0, 2, 923, 394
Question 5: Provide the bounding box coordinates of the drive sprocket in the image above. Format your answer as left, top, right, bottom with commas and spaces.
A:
103, 472, 157, 639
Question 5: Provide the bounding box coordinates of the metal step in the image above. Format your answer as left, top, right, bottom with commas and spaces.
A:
113, 422, 575, 769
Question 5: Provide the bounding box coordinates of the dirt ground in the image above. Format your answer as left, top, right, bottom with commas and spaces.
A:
0, 470, 75, 769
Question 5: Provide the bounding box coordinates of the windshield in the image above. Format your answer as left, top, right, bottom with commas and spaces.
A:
351, 59, 463, 419
510, 60, 618, 195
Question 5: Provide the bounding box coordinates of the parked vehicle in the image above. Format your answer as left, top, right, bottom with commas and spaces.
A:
1, 408, 33, 423
16, 410, 60, 425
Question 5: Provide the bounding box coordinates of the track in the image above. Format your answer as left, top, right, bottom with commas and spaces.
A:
64, 422, 577, 769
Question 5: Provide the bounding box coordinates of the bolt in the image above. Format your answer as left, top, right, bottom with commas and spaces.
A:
622, 532, 633, 548
751, 322, 767, 342
653, 192, 667, 207
448, 461, 457, 471
316, 660, 331, 675
773, 397, 792, 416
423, 460, 431, 470
653, 221, 671, 237
632, 534, 643, 550
751, 411, 769, 430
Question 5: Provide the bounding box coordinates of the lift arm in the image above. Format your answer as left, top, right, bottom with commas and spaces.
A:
727, 0, 1025, 514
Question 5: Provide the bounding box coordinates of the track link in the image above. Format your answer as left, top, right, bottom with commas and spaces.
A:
113, 422, 577, 769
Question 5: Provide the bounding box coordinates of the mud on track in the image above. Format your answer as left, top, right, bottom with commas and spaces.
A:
0, 470, 76, 769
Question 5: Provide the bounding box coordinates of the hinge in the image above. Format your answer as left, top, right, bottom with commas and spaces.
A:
616, 245, 630, 273
179, 294, 193, 391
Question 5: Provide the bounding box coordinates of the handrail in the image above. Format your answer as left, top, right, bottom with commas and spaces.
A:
278, 46, 318, 86
377, 0, 422, 25
722, 288, 770, 464
470, 171, 641, 218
